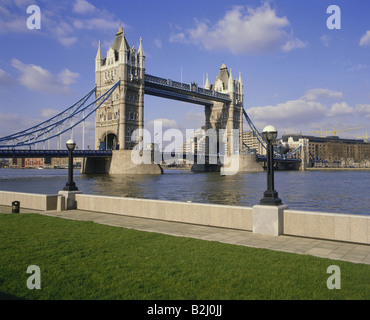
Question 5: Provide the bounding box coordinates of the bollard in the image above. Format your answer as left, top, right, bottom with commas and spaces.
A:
12, 201, 20, 213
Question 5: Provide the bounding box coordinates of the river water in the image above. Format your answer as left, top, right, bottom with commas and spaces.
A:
0, 168, 369, 215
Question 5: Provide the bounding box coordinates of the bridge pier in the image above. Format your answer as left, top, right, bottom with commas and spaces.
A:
236, 154, 264, 173
191, 164, 220, 173
81, 150, 163, 175
190, 154, 263, 174
81, 157, 111, 174
109, 150, 163, 175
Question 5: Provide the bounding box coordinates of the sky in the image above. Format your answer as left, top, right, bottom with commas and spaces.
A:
0, 0, 369, 150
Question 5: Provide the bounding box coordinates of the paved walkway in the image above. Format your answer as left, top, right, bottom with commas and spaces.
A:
1, 206, 370, 265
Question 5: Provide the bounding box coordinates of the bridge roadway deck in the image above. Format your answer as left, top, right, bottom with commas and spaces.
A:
0, 150, 301, 165
1, 205, 369, 265
0, 150, 112, 158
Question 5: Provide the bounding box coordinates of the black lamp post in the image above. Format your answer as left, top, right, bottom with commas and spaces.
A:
260, 126, 282, 206
63, 139, 79, 191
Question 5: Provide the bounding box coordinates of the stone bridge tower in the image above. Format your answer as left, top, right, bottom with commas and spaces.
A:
95, 25, 145, 151
204, 63, 244, 155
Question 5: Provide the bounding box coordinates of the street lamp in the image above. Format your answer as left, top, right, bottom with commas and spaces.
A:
260, 125, 282, 206
63, 139, 79, 191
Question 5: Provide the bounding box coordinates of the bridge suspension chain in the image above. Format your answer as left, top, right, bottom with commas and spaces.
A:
0, 80, 120, 149
242, 108, 302, 159
0, 88, 95, 143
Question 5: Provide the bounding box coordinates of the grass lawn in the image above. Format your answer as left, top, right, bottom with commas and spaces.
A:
0, 213, 369, 300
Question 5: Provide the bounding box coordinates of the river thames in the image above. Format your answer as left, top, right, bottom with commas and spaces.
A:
0, 168, 369, 215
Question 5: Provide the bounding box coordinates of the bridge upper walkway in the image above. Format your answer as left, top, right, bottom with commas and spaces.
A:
144, 74, 231, 106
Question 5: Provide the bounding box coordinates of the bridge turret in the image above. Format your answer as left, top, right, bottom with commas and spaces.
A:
138, 37, 145, 80
95, 41, 104, 70
228, 68, 234, 94
203, 62, 244, 155
204, 73, 211, 90
118, 30, 129, 65
95, 26, 145, 151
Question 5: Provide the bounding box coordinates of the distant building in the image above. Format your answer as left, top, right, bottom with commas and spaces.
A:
242, 131, 266, 155
178, 128, 207, 164
0, 159, 9, 168
281, 134, 370, 168
24, 158, 45, 168
10, 157, 82, 169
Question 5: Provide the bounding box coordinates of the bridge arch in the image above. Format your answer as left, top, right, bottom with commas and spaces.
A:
99, 132, 118, 150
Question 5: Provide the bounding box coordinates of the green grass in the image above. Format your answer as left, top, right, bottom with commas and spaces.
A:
0, 214, 369, 300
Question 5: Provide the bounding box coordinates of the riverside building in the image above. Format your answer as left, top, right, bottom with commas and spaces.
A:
281, 134, 370, 168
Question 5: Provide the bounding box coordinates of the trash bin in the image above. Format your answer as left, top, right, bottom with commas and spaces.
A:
12, 201, 20, 213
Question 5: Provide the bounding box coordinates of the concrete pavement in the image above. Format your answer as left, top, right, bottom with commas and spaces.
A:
1, 205, 370, 265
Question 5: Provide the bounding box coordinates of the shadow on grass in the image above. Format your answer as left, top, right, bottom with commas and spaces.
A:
0, 291, 26, 300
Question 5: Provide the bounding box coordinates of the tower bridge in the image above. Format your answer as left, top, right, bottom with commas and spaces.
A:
0, 26, 303, 174
91, 26, 257, 174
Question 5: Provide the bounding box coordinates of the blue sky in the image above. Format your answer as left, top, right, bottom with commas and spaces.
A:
0, 0, 369, 149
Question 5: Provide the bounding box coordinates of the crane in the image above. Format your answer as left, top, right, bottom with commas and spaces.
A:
313, 127, 363, 137
357, 132, 369, 142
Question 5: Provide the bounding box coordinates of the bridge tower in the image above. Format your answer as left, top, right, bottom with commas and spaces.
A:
95, 25, 145, 151
204, 63, 244, 155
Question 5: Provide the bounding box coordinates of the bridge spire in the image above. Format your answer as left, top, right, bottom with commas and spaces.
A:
228, 68, 234, 93
138, 37, 144, 56
117, 22, 124, 35
95, 41, 103, 70
204, 73, 210, 90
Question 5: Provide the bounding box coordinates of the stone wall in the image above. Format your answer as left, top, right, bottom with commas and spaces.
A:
75, 194, 369, 244
0, 191, 60, 211
284, 209, 370, 244
1, 190, 368, 245
75, 194, 253, 231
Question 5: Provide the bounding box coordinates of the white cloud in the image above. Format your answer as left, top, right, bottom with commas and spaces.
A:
320, 34, 331, 47
182, 110, 205, 130
154, 38, 162, 49
49, 20, 78, 46
73, 0, 96, 14
11, 58, 79, 95
281, 37, 306, 52
303, 88, 343, 101
356, 104, 370, 118
58, 69, 80, 85
0, 3, 30, 34
359, 30, 370, 46
146, 118, 179, 130
73, 18, 119, 31
13, 0, 34, 9
170, 3, 305, 54
58, 36, 78, 46
347, 63, 367, 72
41, 108, 59, 118
328, 102, 353, 116
0, 0, 41, 34
169, 32, 187, 43
248, 99, 327, 127
245, 88, 368, 137
0, 0, 120, 46
0, 69, 15, 86
0, 113, 37, 138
